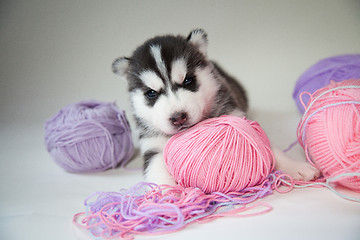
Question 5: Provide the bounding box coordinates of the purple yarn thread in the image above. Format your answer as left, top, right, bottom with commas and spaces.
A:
293, 54, 360, 113
44, 100, 134, 173
75, 175, 275, 239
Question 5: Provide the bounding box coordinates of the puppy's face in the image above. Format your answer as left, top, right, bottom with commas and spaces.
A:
113, 30, 220, 135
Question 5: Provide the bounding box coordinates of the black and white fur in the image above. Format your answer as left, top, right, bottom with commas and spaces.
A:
113, 29, 320, 185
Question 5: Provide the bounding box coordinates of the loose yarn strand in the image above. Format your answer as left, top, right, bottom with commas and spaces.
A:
277, 173, 360, 202
299, 91, 312, 112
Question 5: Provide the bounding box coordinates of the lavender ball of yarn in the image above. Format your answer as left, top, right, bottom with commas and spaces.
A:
293, 54, 360, 113
44, 100, 134, 173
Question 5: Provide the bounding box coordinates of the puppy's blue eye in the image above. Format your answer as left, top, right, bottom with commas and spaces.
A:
145, 89, 158, 99
183, 76, 194, 86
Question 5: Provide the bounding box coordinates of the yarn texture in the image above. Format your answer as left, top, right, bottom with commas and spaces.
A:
73, 180, 277, 239
44, 100, 134, 173
164, 115, 274, 194
293, 54, 360, 113
297, 79, 360, 191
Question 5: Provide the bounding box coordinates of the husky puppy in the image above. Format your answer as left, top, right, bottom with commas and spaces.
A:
112, 29, 320, 185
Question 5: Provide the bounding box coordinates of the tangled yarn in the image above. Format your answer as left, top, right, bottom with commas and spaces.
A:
73, 173, 289, 240
164, 115, 274, 194
293, 54, 360, 113
297, 79, 360, 192
44, 100, 134, 173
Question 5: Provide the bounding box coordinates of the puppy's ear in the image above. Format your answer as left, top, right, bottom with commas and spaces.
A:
112, 57, 130, 77
187, 29, 208, 56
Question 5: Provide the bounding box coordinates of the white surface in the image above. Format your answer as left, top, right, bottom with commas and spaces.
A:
1, 1, 360, 240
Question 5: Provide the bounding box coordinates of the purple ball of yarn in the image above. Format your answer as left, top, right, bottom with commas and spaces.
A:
293, 54, 360, 113
44, 100, 134, 173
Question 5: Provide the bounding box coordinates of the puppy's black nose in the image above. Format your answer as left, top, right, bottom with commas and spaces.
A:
170, 112, 188, 126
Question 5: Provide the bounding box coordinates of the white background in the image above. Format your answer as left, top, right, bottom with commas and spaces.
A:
1, 1, 360, 240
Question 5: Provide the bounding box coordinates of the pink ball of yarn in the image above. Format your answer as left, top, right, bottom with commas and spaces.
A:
297, 79, 360, 191
164, 115, 274, 194
44, 100, 134, 173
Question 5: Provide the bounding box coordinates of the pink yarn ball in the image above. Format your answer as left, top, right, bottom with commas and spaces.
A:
297, 79, 360, 192
164, 115, 274, 194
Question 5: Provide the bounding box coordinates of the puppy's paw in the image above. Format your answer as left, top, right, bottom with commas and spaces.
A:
144, 157, 177, 186
285, 161, 321, 181
145, 174, 177, 186
272, 146, 321, 182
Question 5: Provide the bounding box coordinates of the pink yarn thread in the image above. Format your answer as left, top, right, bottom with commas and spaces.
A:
297, 79, 360, 192
164, 115, 274, 194
73, 173, 286, 240
74, 172, 320, 239
73, 173, 358, 239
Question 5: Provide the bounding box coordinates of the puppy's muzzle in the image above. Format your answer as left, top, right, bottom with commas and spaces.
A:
170, 112, 188, 126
